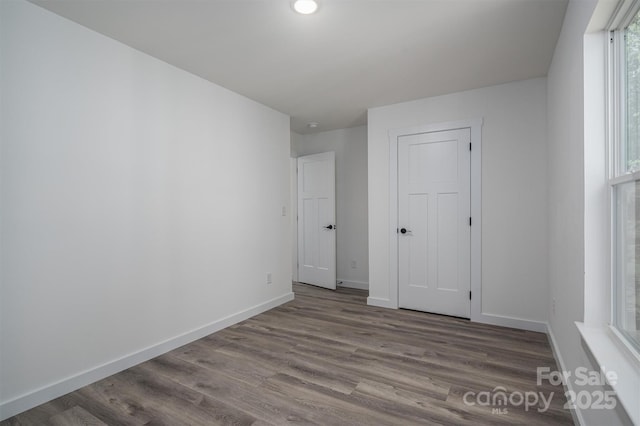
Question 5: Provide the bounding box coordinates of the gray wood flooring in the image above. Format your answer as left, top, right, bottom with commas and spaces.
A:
2, 283, 573, 425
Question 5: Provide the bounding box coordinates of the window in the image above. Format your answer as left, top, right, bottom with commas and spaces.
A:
611, 8, 640, 353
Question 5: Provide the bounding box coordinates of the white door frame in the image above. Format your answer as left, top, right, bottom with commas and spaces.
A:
291, 157, 299, 283
389, 118, 482, 321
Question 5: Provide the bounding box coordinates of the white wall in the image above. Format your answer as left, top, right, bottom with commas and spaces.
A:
0, 0, 292, 418
367, 78, 548, 326
546, 0, 590, 358
291, 126, 369, 289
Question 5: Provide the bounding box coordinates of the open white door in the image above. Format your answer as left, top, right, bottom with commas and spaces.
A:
398, 128, 471, 318
297, 152, 336, 290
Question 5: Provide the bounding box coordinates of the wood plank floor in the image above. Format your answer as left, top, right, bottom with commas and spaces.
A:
2, 283, 573, 425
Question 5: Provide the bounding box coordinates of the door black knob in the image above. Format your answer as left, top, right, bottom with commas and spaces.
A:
400, 228, 408, 234
324, 225, 333, 230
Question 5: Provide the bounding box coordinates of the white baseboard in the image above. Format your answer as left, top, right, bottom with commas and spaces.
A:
0, 292, 295, 421
337, 279, 369, 290
365, 300, 546, 334
367, 296, 396, 309
546, 323, 584, 426
472, 312, 547, 333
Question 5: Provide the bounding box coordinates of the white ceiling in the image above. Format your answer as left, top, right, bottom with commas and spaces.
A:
30, 0, 568, 134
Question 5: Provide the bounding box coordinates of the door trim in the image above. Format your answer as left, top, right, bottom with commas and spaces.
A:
388, 119, 482, 320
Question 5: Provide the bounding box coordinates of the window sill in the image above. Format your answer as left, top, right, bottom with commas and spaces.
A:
575, 322, 640, 424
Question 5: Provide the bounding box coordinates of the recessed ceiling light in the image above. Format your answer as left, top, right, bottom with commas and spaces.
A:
293, 0, 319, 15
307, 122, 319, 128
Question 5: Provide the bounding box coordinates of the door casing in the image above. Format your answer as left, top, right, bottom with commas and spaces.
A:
389, 119, 482, 320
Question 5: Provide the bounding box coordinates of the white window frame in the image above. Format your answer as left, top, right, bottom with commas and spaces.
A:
608, 2, 640, 355
577, 4, 640, 424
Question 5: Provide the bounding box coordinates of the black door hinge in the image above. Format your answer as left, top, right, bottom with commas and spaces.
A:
469, 217, 472, 226
469, 142, 472, 151
469, 291, 472, 300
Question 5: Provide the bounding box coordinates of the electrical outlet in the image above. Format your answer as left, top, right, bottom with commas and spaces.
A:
266, 272, 272, 284
552, 298, 556, 315
350, 260, 357, 269
281, 206, 286, 216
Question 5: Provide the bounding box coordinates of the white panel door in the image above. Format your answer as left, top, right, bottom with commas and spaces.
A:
297, 152, 336, 290
398, 129, 470, 318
